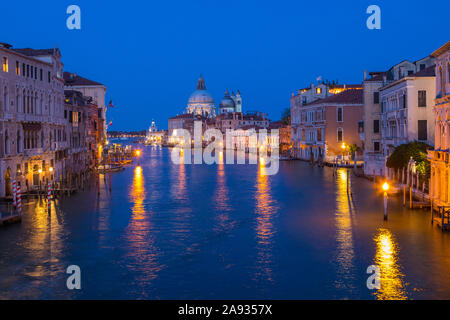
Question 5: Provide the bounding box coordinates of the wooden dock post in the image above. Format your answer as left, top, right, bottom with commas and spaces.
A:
12, 180, 16, 209
384, 192, 388, 221
431, 198, 434, 224
403, 184, 406, 206
373, 170, 376, 187
47, 182, 51, 214
409, 186, 412, 209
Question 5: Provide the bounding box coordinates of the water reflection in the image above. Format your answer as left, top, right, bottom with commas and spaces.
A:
170, 159, 193, 245
12, 199, 66, 299
214, 152, 232, 232
373, 228, 408, 300
125, 166, 163, 292
254, 164, 278, 283
333, 169, 356, 293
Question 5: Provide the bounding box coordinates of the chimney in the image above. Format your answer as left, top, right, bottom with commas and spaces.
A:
363, 70, 367, 80
382, 75, 387, 85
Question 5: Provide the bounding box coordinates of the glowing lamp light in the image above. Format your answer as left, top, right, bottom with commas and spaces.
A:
382, 182, 390, 192
38, 168, 42, 174
341, 142, 346, 150
49, 167, 54, 172
136, 150, 141, 156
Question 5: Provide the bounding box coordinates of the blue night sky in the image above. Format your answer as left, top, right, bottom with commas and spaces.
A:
1, 0, 448, 130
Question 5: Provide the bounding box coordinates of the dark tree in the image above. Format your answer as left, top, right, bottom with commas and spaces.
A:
281, 108, 291, 125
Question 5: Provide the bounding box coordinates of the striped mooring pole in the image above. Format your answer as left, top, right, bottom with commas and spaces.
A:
16, 185, 22, 215
47, 182, 51, 214
12, 180, 17, 208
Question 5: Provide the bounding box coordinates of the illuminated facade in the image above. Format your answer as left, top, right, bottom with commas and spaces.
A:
291, 88, 363, 162
362, 56, 435, 176
290, 83, 361, 159
63, 72, 107, 144
0, 43, 66, 197
429, 41, 450, 207
186, 75, 216, 118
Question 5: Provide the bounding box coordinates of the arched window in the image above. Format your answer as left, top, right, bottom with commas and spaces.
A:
22, 89, 26, 113
3, 86, 8, 112
16, 130, 21, 153
34, 92, 38, 114
16, 89, 19, 113
447, 63, 450, 92
26, 91, 30, 113
440, 66, 445, 96
5, 130, 9, 155
40, 93, 43, 115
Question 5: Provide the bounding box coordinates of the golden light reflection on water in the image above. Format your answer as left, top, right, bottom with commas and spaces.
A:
334, 169, 356, 291
23, 199, 64, 279
373, 228, 408, 300
130, 166, 145, 217
126, 166, 163, 287
254, 164, 277, 283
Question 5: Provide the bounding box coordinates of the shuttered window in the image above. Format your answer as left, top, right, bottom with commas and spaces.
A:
418, 120, 427, 141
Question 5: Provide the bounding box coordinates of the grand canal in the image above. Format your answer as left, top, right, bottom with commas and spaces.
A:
1, 144, 450, 299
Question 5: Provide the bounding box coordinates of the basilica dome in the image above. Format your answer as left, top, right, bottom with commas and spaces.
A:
188, 90, 214, 105
219, 89, 235, 113
188, 75, 214, 105
186, 75, 216, 117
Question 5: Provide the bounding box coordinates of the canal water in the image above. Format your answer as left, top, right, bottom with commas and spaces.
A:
1, 145, 450, 299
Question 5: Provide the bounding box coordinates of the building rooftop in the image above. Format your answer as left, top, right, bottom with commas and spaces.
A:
431, 41, 450, 57
64, 72, 104, 86
306, 89, 363, 106
169, 113, 207, 120
11, 47, 60, 57
411, 65, 436, 77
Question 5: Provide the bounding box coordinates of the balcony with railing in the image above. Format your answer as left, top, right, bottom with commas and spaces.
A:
428, 149, 450, 163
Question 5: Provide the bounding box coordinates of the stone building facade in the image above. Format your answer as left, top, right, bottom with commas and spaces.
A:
291, 88, 363, 162
0, 43, 66, 196
429, 41, 450, 207
0, 43, 105, 198
290, 83, 361, 159
362, 56, 435, 176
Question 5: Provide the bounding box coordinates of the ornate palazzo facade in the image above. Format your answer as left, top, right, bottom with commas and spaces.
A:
429, 41, 450, 206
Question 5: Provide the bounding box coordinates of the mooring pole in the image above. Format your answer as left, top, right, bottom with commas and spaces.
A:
384, 191, 388, 221
47, 182, 51, 214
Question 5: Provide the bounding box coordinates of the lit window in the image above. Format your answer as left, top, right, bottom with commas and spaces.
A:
15, 61, 19, 75
316, 87, 322, 94
2, 57, 8, 72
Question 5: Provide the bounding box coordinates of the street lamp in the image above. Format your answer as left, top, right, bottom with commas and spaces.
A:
382, 182, 390, 220
341, 142, 346, 165
49, 166, 54, 186
136, 149, 141, 166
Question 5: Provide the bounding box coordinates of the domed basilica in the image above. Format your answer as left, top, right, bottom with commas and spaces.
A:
186, 75, 242, 118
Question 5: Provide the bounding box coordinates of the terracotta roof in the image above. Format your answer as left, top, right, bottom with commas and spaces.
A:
64, 72, 104, 86
306, 89, 363, 106
431, 41, 450, 57
411, 65, 435, 77
268, 121, 287, 129
365, 71, 389, 82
